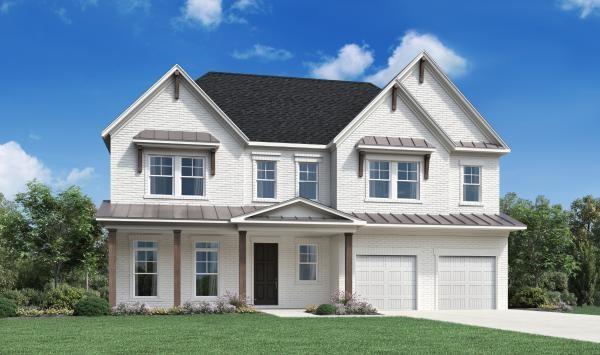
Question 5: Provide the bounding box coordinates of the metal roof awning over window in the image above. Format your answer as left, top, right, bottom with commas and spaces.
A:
133, 130, 220, 149
351, 212, 525, 229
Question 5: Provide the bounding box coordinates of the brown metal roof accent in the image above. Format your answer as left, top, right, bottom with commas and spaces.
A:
97, 201, 257, 221
455, 140, 504, 150
358, 136, 435, 149
187, 206, 203, 220
134, 130, 220, 144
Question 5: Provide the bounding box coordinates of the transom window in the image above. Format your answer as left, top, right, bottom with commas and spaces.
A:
149, 157, 173, 195
463, 166, 481, 202
256, 161, 276, 199
195, 242, 219, 297
181, 157, 204, 196
298, 162, 318, 200
369, 161, 390, 198
299, 245, 317, 281
134, 241, 158, 297
397, 162, 419, 199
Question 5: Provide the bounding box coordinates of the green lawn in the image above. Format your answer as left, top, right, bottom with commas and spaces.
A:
1, 314, 599, 354
571, 305, 600, 316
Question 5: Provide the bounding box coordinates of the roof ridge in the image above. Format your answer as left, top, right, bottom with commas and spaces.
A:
197, 71, 381, 89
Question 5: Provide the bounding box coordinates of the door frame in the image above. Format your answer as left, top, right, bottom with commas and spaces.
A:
250, 239, 279, 306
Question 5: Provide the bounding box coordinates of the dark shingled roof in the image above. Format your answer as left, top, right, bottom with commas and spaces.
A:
195, 72, 381, 144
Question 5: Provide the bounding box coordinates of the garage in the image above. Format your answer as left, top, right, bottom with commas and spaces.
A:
355, 255, 416, 310
437, 256, 496, 310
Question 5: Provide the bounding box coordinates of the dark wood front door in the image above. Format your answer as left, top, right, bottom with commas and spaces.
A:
254, 243, 278, 305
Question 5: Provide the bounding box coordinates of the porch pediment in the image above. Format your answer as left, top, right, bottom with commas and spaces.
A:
230, 197, 366, 226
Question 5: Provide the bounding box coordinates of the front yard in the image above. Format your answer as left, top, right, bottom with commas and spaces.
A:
1, 313, 599, 354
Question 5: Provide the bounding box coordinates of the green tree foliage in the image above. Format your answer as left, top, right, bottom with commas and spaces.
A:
0, 182, 103, 288
501, 193, 576, 290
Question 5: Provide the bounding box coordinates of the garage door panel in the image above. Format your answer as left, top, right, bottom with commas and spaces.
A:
356, 255, 416, 311
438, 256, 496, 310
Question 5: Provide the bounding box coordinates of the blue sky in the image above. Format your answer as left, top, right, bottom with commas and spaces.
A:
0, 0, 599, 208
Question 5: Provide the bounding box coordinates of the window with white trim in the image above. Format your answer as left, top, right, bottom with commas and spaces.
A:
298, 245, 317, 281
397, 162, 419, 199
149, 157, 173, 195
181, 157, 204, 196
256, 161, 276, 199
463, 166, 481, 202
298, 162, 318, 200
195, 242, 219, 297
134, 241, 158, 297
369, 161, 390, 198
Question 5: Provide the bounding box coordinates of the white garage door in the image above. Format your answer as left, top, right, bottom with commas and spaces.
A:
437, 256, 496, 310
355, 255, 416, 311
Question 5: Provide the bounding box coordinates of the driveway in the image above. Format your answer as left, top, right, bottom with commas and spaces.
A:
382, 310, 600, 343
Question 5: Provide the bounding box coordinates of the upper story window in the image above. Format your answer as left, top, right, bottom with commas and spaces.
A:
181, 157, 205, 196
256, 161, 276, 199
147, 155, 206, 198
133, 241, 158, 297
298, 244, 317, 281
149, 157, 173, 195
397, 162, 419, 200
369, 161, 390, 198
463, 166, 481, 202
298, 162, 318, 200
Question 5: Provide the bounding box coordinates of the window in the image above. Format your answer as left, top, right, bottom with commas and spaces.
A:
298, 162, 318, 200
195, 242, 219, 297
463, 166, 481, 202
369, 161, 390, 198
134, 241, 158, 297
299, 245, 317, 281
256, 161, 276, 199
149, 157, 173, 195
397, 162, 419, 199
181, 157, 204, 196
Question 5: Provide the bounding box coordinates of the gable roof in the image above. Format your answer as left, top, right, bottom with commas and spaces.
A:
195, 72, 381, 145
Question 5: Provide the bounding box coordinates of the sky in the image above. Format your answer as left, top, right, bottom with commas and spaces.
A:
0, 0, 599, 209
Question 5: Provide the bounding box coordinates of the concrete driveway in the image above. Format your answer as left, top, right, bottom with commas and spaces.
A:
382, 310, 600, 343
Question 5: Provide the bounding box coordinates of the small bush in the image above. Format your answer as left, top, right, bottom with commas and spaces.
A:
74, 296, 110, 316
224, 291, 246, 308
0, 290, 29, 307
511, 287, 549, 308
43, 284, 86, 310
235, 306, 256, 314
112, 302, 149, 316
305, 304, 318, 314
20, 288, 44, 307
0, 296, 17, 318
315, 304, 335, 315
16, 307, 73, 317
561, 291, 577, 306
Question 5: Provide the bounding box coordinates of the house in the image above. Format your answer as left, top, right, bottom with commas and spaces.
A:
96, 52, 525, 311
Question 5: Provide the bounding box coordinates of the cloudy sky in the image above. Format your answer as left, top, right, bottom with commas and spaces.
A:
0, 0, 599, 207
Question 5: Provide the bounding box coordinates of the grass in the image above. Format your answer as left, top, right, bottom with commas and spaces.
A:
571, 305, 600, 315
1, 313, 599, 354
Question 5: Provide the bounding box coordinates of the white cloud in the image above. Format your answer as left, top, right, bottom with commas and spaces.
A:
181, 0, 222, 28
233, 44, 292, 61
0, 1, 15, 14
231, 0, 260, 11
117, 0, 151, 13
309, 44, 374, 81
54, 7, 72, 24
28, 133, 41, 141
365, 31, 467, 87
0, 142, 51, 199
56, 167, 95, 188
561, 0, 600, 18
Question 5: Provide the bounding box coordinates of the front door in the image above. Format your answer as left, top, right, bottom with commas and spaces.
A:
254, 243, 278, 305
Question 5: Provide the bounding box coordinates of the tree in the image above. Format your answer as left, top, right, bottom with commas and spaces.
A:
570, 196, 600, 244
570, 239, 598, 305
501, 193, 576, 290
0, 182, 103, 288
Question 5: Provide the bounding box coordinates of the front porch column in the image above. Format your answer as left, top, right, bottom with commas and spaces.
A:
345, 232, 353, 296
239, 231, 247, 300
173, 230, 182, 307
107, 228, 117, 307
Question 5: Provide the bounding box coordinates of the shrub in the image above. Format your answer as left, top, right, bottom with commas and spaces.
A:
510, 287, 549, 308
112, 302, 149, 316
235, 306, 256, 314
0, 296, 16, 318
328, 290, 378, 315
16, 307, 73, 317
315, 304, 335, 315
224, 291, 246, 308
541, 271, 569, 292
20, 288, 44, 307
74, 296, 110, 316
0, 289, 29, 307
305, 304, 318, 314
561, 291, 577, 306
43, 284, 86, 310
147, 307, 181, 316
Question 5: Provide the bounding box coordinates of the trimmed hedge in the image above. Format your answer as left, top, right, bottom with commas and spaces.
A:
74, 296, 110, 316
0, 296, 17, 318
315, 304, 335, 315
43, 285, 86, 310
